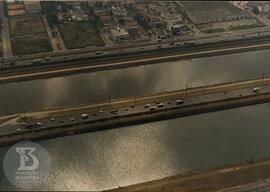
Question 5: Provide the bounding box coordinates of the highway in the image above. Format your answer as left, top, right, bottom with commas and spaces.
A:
0, 1, 12, 58
1, 78, 270, 138
220, 179, 270, 192
2, 37, 270, 84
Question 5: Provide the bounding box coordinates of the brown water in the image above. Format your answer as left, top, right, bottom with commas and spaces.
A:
1, 49, 270, 191
0, 49, 269, 116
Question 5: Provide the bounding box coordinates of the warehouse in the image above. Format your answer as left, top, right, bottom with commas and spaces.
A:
179, 1, 252, 24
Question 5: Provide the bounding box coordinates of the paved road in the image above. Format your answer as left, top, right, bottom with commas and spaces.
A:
0, 83, 268, 136
42, 15, 59, 51
52, 25, 67, 50
0, 1, 12, 58
1, 38, 270, 84
222, 179, 270, 192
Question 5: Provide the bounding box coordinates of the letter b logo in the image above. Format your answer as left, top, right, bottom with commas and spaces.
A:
16, 147, 39, 171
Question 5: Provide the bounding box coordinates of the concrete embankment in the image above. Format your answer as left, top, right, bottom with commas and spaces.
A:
1, 91, 270, 146
1, 36, 270, 84
105, 157, 270, 192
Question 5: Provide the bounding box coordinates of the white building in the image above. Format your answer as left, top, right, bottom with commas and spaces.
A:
110, 28, 130, 42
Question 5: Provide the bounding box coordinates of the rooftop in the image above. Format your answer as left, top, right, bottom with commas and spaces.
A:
179, 1, 250, 20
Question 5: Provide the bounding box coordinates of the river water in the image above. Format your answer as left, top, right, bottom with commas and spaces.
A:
0, 49, 270, 116
1, 50, 270, 190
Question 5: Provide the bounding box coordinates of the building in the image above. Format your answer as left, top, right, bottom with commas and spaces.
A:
24, 1, 41, 14
167, 23, 182, 35
179, 1, 252, 24
110, 27, 130, 42
7, 2, 26, 16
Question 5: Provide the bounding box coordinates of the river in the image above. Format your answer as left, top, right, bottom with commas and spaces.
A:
1, 49, 270, 190
0, 49, 270, 116
1, 103, 270, 191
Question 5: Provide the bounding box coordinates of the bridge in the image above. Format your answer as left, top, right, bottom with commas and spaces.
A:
1, 77, 270, 146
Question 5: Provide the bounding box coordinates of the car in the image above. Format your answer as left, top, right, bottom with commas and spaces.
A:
25, 123, 35, 129
36, 122, 42, 127
92, 113, 97, 116
99, 110, 103, 114
70, 118, 75, 121
176, 99, 184, 105
110, 109, 118, 114
149, 106, 157, 111
81, 114, 88, 119
16, 128, 22, 132
158, 103, 165, 108
95, 51, 103, 55
144, 104, 151, 108
253, 87, 260, 94
59, 120, 65, 123
124, 108, 129, 111
50, 118, 55, 122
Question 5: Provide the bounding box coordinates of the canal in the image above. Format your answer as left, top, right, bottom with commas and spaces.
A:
0, 49, 270, 116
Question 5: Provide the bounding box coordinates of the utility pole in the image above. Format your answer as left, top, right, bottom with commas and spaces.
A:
185, 83, 188, 97
109, 96, 111, 110
134, 97, 137, 107
23, 106, 26, 123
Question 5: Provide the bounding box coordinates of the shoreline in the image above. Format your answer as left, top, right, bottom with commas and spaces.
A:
105, 157, 270, 192
1, 36, 270, 84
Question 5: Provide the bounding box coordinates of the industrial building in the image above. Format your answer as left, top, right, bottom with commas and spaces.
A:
179, 1, 253, 24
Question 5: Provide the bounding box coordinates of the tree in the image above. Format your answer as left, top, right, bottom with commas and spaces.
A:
252, 6, 260, 15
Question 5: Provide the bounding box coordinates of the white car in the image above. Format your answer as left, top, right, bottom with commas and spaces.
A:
144, 104, 151, 108
149, 106, 157, 111
253, 87, 260, 94
81, 114, 88, 119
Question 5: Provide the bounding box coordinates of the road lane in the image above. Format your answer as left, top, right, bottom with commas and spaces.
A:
0, 82, 269, 136
2, 39, 270, 84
